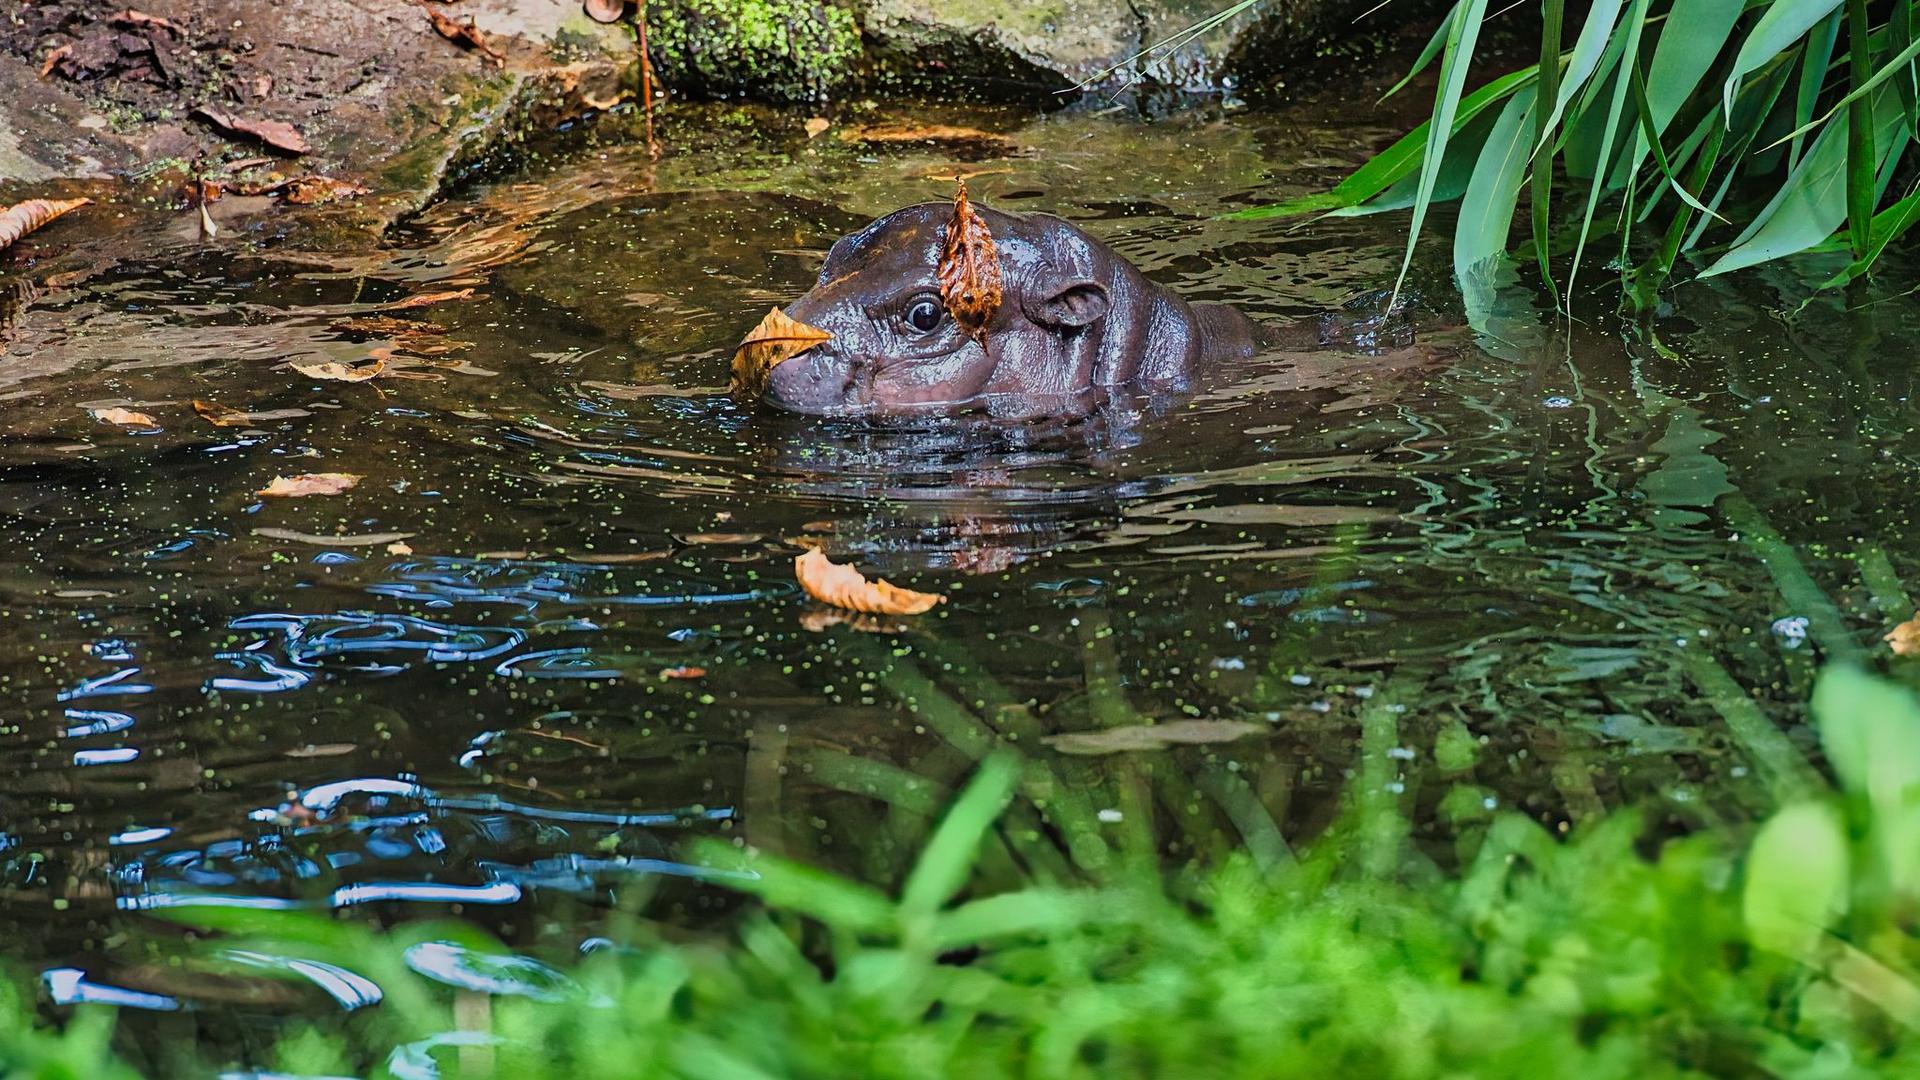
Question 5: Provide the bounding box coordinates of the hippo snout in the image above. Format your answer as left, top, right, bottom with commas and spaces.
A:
765, 344, 865, 415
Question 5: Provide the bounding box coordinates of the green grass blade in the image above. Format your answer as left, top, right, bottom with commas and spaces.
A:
1847, 0, 1878, 258
1455, 88, 1539, 281
1390, 0, 1491, 304
1381, 3, 1457, 102
900, 753, 1020, 918
1793, 11, 1844, 167
1818, 182, 1920, 286
1532, 0, 1627, 159
1724, 0, 1845, 118
1684, 56, 1797, 250
1768, 32, 1920, 151
1609, 0, 1746, 191
1568, 0, 1653, 297
1226, 66, 1535, 221
1896, 0, 1919, 134
1626, 112, 1727, 307
1629, 54, 1726, 221
1534, 0, 1566, 308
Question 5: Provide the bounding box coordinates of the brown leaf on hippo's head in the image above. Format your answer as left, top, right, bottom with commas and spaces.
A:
731, 306, 831, 397
937, 178, 1002, 343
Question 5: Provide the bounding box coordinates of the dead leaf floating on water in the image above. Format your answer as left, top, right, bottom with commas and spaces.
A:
192, 400, 312, 427
195, 107, 309, 155
1887, 614, 1920, 656
1043, 720, 1268, 756
421, 3, 507, 65
256, 528, 417, 548
794, 548, 944, 616
89, 407, 157, 428
732, 306, 831, 397
658, 666, 706, 680
0, 198, 92, 254
386, 288, 476, 310
584, 0, 627, 23
291, 357, 387, 383
804, 117, 830, 138
258, 473, 361, 498
937, 178, 1002, 342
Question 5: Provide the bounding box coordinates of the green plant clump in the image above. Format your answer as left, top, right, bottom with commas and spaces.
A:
1232, 0, 1920, 310
647, 0, 863, 103
7, 667, 1920, 1077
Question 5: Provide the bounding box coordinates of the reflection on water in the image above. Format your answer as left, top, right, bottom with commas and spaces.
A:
6, 98, 1920, 1019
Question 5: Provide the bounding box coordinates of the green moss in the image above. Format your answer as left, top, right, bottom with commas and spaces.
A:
647, 0, 861, 103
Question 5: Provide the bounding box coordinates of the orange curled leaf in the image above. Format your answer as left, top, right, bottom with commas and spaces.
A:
1887, 614, 1920, 656
732, 306, 831, 397
422, 3, 507, 65
658, 665, 707, 680
90, 407, 157, 428
40, 44, 72, 79
794, 548, 944, 616
0, 198, 92, 253
258, 473, 361, 497
937, 178, 1002, 342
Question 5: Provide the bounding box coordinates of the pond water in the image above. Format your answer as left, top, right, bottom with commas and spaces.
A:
3, 94, 1918, 1015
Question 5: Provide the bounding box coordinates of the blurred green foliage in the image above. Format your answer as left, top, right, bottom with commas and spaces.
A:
7, 667, 1920, 1077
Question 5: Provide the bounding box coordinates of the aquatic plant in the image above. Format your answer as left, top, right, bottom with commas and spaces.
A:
6, 665, 1920, 1077
1232, 0, 1920, 310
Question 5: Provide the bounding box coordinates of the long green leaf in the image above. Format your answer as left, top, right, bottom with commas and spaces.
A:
1380, 4, 1458, 102
1455, 88, 1539, 281
1701, 86, 1903, 276
1330, 107, 1503, 216
1534, 0, 1567, 308
900, 753, 1020, 917
1391, 0, 1491, 303
1766, 32, 1920, 151
1610, 0, 1747, 191
1628, 54, 1725, 221
1896, 0, 1919, 134
1793, 11, 1843, 168
1818, 182, 1920, 286
1724, 0, 1845, 118
1532, 0, 1628, 158
1847, 0, 1876, 258
1227, 66, 1535, 220
1569, 0, 1653, 296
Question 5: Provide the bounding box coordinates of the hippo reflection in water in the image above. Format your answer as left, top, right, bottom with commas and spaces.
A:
756, 198, 1408, 420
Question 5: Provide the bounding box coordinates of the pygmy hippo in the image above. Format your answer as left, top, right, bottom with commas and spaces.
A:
754, 198, 1398, 419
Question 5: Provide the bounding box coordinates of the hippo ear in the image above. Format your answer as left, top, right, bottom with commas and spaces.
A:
1029, 279, 1110, 329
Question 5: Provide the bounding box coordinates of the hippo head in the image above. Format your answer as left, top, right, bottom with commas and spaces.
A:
763, 202, 1153, 420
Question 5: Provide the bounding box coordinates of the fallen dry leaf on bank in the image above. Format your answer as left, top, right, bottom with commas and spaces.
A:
732, 306, 831, 396
291, 357, 387, 382
39, 45, 72, 78
422, 3, 507, 64
805, 117, 830, 138
1886, 614, 1920, 656
584, 0, 626, 23
195, 107, 309, 155
658, 666, 706, 680
109, 9, 182, 35
937, 179, 1001, 342
0, 198, 92, 253
193, 399, 312, 427
386, 288, 476, 310
1042, 720, 1267, 756
255, 528, 416, 547
794, 548, 944, 616
89, 407, 157, 428
258, 473, 361, 497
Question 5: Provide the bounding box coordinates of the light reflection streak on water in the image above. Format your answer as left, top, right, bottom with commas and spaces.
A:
42, 968, 180, 1011
117, 880, 525, 911
477, 854, 758, 892
207, 651, 314, 693
366, 556, 792, 611
63, 709, 135, 737
73, 747, 139, 766
223, 950, 384, 1010
56, 667, 154, 700
263, 775, 736, 829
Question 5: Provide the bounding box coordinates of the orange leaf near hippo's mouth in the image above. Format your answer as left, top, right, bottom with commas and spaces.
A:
937, 178, 1003, 342
732, 306, 832, 397
794, 548, 944, 616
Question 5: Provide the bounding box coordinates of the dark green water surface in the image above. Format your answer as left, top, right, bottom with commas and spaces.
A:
3, 99, 1917, 1010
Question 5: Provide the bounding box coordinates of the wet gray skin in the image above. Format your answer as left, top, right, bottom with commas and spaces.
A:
765, 201, 1334, 419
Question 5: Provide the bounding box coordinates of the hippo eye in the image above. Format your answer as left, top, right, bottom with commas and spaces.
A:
904, 297, 944, 334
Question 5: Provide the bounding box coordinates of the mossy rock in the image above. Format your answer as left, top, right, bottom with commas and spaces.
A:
647, 0, 862, 103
